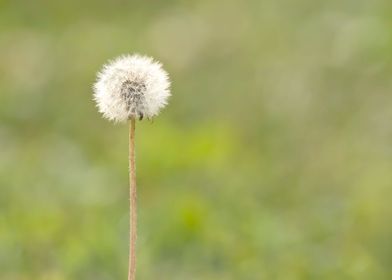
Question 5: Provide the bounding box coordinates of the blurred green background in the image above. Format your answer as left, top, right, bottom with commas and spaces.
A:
1, 0, 392, 279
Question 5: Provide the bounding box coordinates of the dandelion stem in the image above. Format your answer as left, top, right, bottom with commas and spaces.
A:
128, 118, 137, 280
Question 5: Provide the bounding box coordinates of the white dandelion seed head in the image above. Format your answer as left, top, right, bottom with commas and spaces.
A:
93, 54, 171, 122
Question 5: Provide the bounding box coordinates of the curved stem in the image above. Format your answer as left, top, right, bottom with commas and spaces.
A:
128, 118, 137, 280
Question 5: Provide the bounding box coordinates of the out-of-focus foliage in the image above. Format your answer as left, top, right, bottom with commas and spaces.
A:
1, 0, 392, 279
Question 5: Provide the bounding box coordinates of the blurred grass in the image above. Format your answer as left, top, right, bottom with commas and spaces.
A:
1, 0, 392, 279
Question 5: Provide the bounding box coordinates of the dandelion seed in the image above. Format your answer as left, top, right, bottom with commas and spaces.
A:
93, 54, 171, 122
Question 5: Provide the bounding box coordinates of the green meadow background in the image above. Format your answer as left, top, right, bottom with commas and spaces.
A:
1, 0, 392, 279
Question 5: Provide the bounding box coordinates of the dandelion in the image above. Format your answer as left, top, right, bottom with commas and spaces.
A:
94, 54, 170, 122
93, 54, 171, 280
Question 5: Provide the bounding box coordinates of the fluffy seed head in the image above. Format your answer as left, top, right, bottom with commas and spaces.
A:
93, 54, 171, 122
